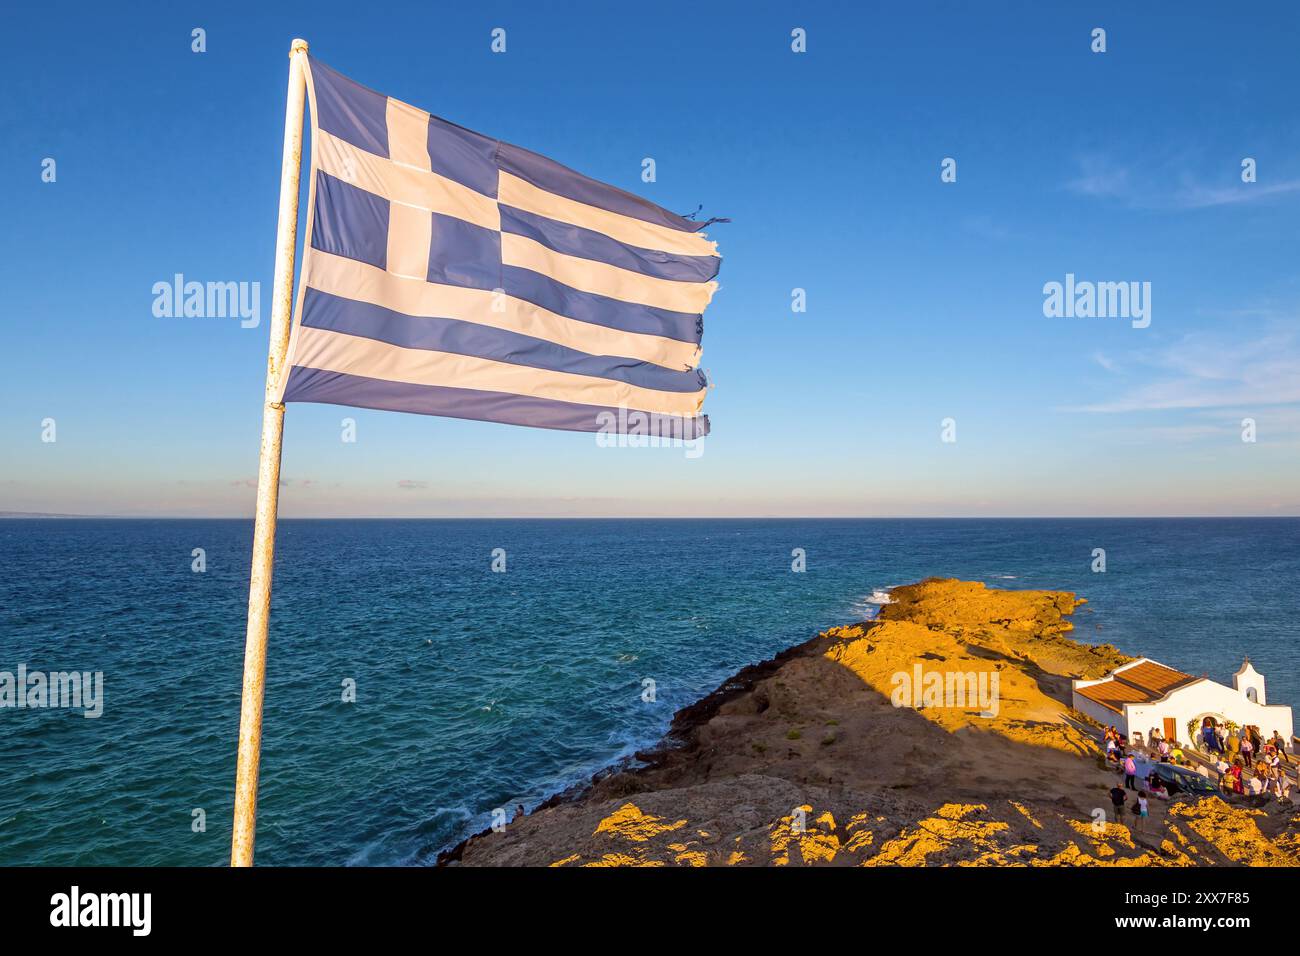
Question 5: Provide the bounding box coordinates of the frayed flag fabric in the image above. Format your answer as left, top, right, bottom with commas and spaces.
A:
275, 56, 720, 439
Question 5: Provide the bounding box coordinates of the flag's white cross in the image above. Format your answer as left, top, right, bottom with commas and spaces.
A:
384, 98, 436, 280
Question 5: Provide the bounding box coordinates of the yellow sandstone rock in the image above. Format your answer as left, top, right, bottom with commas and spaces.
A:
447, 579, 1299, 868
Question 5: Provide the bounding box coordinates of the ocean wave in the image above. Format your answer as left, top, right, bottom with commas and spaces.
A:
849, 588, 894, 620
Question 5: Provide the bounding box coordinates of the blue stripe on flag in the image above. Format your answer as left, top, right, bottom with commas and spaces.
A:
311, 171, 389, 270
309, 56, 389, 158
282, 366, 711, 438
499, 206, 720, 283
503, 265, 702, 344
427, 116, 500, 198
497, 141, 704, 233
300, 289, 704, 391
427, 212, 501, 290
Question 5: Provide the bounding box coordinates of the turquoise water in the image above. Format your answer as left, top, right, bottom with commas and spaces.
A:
0, 518, 1296, 865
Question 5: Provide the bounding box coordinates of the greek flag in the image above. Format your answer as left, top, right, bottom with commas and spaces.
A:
276, 57, 720, 438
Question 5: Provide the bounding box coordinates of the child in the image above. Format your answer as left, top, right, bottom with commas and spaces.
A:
1132, 791, 1149, 832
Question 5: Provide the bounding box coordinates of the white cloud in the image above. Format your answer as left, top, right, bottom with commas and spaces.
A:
1092, 351, 1120, 373
1065, 154, 1300, 210
1172, 178, 1300, 209
1077, 329, 1300, 413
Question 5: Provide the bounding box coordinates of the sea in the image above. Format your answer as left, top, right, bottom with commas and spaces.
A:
1, 517, 1295, 865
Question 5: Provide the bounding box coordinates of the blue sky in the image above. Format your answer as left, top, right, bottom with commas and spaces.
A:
3, 1, 1299, 516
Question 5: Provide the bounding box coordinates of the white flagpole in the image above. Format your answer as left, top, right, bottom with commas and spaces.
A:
231, 37, 309, 868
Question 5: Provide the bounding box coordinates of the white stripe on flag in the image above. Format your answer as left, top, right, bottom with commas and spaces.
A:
501, 232, 718, 313
291, 324, 707, 415
305, 250, 702, 369
497, 170, 719, 258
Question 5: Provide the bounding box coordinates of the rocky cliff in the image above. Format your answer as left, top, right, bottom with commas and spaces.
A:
443, 579, 1299, 866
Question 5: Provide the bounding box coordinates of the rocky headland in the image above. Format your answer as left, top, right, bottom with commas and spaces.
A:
442, 579, 1299, 866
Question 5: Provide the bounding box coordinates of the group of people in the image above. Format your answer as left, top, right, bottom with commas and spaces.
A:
1192, 723, 1293, 800
1104, 728, 1161, 829
1209, 751, 1292, 800
1102, 722, 1295, 814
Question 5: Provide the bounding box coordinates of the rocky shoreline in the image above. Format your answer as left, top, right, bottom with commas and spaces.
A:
437, 626, 826, 865
441, 579, 1299, 867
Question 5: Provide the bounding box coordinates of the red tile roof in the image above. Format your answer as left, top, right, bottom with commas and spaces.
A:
1076, 661, 1197, 714
1117, 661, 1197, 697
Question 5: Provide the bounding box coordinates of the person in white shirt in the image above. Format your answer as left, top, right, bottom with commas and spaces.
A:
1133, 792, 1149, 832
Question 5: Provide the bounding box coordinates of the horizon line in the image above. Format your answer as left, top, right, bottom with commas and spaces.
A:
3, 513, 1299, 521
